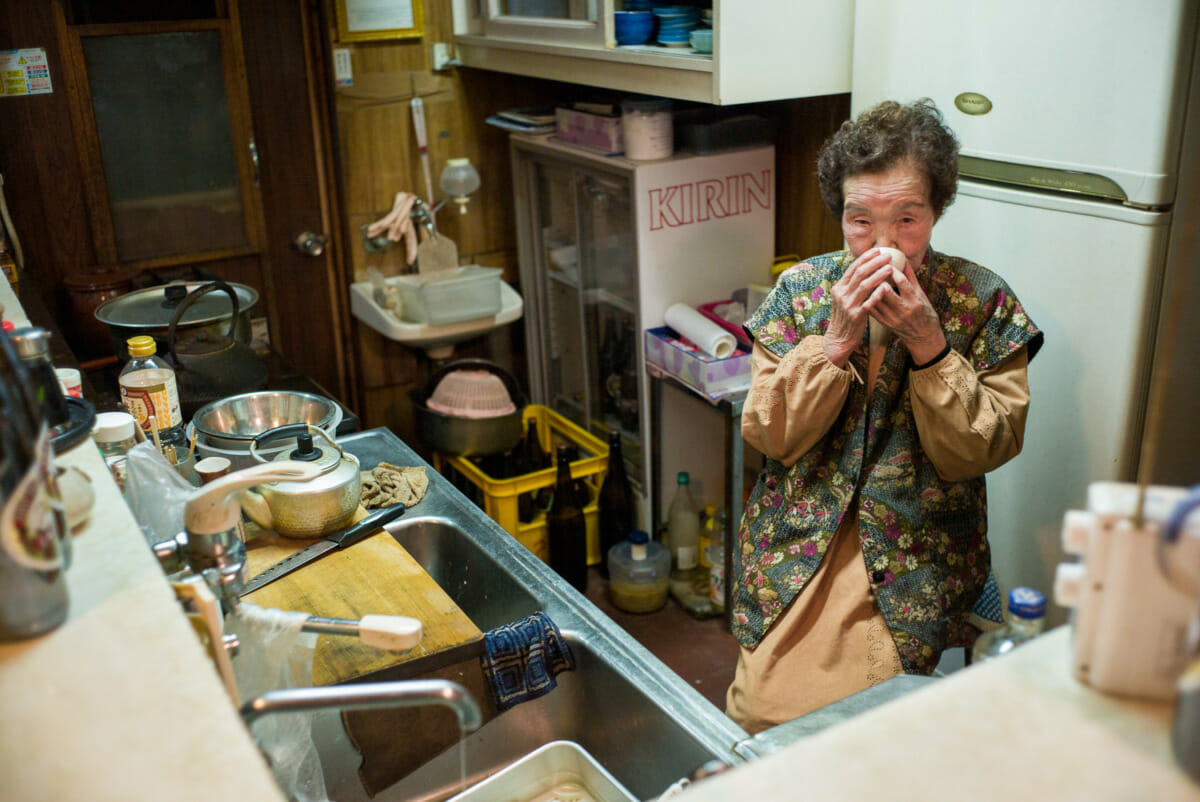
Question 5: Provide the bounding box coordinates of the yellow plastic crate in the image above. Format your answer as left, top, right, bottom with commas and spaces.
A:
435, 405, 608, 565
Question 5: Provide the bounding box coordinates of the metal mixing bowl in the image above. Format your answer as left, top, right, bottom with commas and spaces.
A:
191, 391, 338, 450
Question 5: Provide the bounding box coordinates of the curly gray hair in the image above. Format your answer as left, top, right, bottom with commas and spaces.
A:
817, 98, 960, 219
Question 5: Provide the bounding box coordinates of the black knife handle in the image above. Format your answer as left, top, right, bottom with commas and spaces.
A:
331, 503, 407, 548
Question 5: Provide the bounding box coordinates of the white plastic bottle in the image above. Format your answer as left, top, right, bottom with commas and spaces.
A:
119, 335, 185, 450
667, 471, 700, 574
971, 587, 1047, 664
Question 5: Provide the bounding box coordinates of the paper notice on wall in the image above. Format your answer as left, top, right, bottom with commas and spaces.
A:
1, 48, 53, 97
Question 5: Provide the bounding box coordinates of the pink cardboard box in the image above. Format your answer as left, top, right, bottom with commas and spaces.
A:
555, 106, 624, 155
644, 326, 751, 398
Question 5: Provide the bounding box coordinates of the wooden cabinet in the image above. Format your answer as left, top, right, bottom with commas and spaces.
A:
450, 0, 853, 105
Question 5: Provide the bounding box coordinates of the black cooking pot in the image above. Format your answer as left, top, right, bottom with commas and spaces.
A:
408, 359, 527, 456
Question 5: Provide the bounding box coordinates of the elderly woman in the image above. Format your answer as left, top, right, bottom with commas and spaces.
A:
725, 99, 1043, 734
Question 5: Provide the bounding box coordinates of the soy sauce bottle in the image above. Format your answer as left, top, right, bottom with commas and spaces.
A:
547, 445, 588, 593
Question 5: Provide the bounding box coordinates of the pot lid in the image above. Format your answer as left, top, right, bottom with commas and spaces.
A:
94, 281, 259, 328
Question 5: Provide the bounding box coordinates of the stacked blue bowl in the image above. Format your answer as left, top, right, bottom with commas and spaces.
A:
614, 10, 655, 45
652, 5, 700, 46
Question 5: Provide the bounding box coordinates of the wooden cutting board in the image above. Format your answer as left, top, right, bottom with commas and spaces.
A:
242, 523, 484, 687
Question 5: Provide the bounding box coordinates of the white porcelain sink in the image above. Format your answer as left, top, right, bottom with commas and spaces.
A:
349, 277, 523, 359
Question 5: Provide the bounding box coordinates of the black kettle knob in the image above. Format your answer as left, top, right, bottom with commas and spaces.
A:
289, 432, 322, 461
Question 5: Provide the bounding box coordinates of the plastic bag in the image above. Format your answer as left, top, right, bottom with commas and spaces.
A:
226, 603, 327, 802
123, 440, 196, 546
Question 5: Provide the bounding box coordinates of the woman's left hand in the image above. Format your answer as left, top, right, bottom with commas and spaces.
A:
865, 258, 947, 365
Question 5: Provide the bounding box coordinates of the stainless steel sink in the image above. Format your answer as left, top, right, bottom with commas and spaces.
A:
309, 429, 747, 802
388, 516, 542, 630
368, 632, 723, 801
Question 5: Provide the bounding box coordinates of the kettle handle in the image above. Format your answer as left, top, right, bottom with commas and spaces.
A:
249, 423, 343, 463
166, 279, 241, 366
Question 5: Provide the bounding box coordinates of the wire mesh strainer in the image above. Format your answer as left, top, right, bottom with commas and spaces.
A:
426, 369, 517, 418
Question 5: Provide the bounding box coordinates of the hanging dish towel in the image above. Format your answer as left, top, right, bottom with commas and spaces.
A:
365, 191, 423, 266
481, 611, 575, 711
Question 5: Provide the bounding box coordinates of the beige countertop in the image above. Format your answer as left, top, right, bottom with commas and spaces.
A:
1, 270, 284, 801
683, 626, 1200, 800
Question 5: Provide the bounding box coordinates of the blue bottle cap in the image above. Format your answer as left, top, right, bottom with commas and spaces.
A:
1008, 587, 1046, 619
628, 529, 649, 545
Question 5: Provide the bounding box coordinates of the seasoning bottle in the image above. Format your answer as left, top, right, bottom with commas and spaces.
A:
92, 411, 138, 492
9, 327, 70, 430
547, 444, 588, 593
119, 335, 185, 453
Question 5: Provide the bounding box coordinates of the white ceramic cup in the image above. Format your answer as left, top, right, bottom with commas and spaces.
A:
194, 456, 232, 484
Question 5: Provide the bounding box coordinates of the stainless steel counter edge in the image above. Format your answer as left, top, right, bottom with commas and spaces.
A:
338, 427, 751, 762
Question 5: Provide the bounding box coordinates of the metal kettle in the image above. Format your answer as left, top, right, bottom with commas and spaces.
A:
238, 424, 362, 538
167, 280, 268, 419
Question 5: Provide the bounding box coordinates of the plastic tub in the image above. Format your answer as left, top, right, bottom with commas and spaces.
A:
608, 533, 670, 613
393, 266, 503, 325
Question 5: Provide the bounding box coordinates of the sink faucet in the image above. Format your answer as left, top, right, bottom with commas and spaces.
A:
240, 679, 483, 732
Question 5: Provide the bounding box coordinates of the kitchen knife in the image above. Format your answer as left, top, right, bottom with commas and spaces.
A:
240, 503, 407, 596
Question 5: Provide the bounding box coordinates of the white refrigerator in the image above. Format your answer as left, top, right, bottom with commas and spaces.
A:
850, 0, 1200, 625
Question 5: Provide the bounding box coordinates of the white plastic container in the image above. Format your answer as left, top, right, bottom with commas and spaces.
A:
393, 266, 503, 325
621, 97, 673, 160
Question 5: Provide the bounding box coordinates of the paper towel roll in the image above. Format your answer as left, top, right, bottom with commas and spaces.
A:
665, 303, 736, 359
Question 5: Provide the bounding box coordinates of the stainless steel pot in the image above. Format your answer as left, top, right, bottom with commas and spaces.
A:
408, 359, 527, 457
95, 280, 258, 359
191, 391, 340, 451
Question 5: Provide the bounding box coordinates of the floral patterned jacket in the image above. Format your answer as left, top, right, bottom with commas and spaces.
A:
734, 248, 1043, 673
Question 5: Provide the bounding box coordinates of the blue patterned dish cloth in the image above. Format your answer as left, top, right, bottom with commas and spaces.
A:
480, 612, 575, 712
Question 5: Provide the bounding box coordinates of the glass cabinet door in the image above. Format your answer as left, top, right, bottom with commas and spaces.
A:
529, 160, 587, 423
577, 171, 642, 486
482, 0, 607, 46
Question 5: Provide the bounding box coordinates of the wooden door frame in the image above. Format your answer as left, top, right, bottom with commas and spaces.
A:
238, 0, 358, 408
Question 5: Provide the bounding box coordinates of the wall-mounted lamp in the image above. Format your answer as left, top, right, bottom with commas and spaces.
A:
439, 157, 481, 215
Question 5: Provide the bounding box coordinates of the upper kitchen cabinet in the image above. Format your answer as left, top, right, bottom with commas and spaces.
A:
450, 1, 853, 105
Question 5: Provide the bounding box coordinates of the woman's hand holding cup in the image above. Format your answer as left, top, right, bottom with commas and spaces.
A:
823, 247, 907, 367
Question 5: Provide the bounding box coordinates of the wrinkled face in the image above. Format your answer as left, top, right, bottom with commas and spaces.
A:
841, 161, 937, 268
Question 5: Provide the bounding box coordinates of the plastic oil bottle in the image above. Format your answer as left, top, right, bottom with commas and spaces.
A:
971, 587, 1047, 664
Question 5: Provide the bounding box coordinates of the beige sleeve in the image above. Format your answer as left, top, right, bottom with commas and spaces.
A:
741, 336, 853, 467
909, 347, 1031, 482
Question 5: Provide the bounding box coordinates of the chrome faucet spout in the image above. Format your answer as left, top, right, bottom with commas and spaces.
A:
240, 679, 483, 732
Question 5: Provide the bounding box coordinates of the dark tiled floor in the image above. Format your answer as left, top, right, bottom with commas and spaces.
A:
583, 567, 740, 710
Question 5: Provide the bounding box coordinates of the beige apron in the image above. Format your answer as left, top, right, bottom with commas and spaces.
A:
726, 336, 904, 735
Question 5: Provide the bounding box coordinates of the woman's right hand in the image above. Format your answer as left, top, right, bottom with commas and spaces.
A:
822, 248, 899, 367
